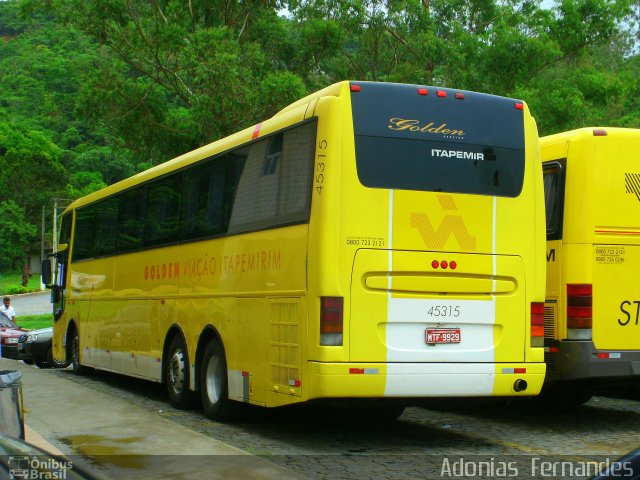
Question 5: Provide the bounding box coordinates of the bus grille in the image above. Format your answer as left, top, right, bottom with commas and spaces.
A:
544, 302, 557, 372
270, 301, 301, 396
543, 303, 556, 339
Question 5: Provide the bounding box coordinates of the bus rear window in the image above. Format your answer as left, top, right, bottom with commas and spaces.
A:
351, 82, 526, 198
543, 160, 566, 241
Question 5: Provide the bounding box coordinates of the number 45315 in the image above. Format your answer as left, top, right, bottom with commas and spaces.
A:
427, 306, 461, 318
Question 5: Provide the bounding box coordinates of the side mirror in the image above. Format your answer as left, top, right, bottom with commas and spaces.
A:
41, 259, 52, 286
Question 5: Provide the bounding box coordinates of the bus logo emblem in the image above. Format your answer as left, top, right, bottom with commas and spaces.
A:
410, 195, 477, 251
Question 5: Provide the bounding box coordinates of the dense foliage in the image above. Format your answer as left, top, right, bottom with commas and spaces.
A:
0, 0, 638, 274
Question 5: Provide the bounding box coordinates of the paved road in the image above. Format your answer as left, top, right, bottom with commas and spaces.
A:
19, 363, 640, 480
7, 291, 52, 317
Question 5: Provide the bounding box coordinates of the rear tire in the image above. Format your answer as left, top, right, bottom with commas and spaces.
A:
165, 335, 197, 409
70, 329, 91, 375
200, 339, 243, 421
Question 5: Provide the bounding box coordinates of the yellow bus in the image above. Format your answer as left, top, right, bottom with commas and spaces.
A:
43, 81, 546, 421
542, 127, 640, 404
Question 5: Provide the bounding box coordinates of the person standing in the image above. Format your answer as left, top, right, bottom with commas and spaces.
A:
0, 297, 16, 325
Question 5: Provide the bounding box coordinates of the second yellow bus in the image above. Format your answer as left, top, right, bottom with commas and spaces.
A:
542, 127, 640, 404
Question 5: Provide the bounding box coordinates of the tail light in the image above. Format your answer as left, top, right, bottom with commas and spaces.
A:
320, 297, 343, 346
531, 302, 544, 347
567, 284, 592, 340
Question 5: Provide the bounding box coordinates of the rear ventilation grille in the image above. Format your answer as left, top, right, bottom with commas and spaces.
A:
270, 301, 301, 395
544, 303, 556, 339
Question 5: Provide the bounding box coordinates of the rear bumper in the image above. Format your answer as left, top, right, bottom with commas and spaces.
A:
545, 340, 640, 384
307, 362, 545, 398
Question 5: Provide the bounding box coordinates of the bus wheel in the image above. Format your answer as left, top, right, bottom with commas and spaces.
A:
48, 344, 71, 369
71, 329, 91, 375
200, 339, 243, 421
165, 335, 197, 409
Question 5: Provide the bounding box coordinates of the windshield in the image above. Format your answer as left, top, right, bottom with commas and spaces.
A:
351, 82, 526, 197
0, 312, 16, 328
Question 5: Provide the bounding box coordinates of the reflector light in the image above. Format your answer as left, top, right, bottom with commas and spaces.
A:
593, 129, 607, 136
440, 261, 448, 269
514, 368, 526, 374
597, 352, 610, 359
350, 84, 362, 92
514, 102, 523, 110
567, 284, 592, 296
545, 346, 559, 353
455, 93, 465, 100
436, 90, 447, 97
295, 379, 301, 387
531, 303, 544, 325
567, 317, 592, 329
320, 297, 344, 346
349, 368, 365, 375
450, 261, 457, 270
418, 88, 428, 96
566, 283, 593, 338
431, 260, 439, 269
531, 302, 544, 348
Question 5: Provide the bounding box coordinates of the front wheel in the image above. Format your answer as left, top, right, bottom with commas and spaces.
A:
165, 335, 197, 409
200, 339, 243, 421
47, 343, 71, 369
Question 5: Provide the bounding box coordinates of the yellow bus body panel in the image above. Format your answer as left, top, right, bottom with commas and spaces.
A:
542, 127, 640, 385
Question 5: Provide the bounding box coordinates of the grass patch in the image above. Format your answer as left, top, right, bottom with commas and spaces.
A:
0, 271, 42, 295
18, 314, 53, 330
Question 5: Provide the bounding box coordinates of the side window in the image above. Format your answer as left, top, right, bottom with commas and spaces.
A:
94, 197, 119, 256
228, 120, 316, 234
543, 160, 566, 241
117, 188, 146, 252
59, 213, 72, 246
73, 205, 97, 261
182, 158, 227, 240
262, 134, 282, 176
144, 174, 183, 247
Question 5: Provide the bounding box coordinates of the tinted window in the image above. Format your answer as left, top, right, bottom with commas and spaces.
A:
543, 160, 566, 241
117, 188, 146, 252
228, 122, 315, 233
59, 213, 72, 246
94, 197, 119, 256
182, 158, 227, 239
70, 120, 316, 260
73, 206, 97, 260
351, 82, 525, 197
144, 174, 182, 246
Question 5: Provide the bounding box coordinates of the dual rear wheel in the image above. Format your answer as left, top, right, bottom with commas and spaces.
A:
164, 335, 242, 421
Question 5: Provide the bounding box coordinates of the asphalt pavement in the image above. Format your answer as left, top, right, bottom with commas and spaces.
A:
0, 358, 307, 480
5, 290, 52, 317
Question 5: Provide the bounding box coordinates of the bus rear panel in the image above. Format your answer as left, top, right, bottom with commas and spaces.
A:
306, 82, 545, 399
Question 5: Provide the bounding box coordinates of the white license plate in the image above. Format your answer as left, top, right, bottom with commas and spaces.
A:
426, 328, 461, 344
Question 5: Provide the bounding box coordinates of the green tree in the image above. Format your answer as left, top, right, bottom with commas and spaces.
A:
0, 200, 37, 274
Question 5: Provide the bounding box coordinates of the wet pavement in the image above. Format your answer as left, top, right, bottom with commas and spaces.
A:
0, 358, 307, 479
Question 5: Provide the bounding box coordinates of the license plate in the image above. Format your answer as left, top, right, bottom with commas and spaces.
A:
426, 328, 461, 344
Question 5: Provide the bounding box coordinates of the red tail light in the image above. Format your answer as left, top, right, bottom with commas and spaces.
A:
320, 297, 343, 346
531, 302, 544, 347
567, 284, 592, 339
